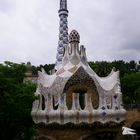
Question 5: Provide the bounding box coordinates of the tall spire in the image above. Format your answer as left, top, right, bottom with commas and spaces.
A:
55, 0, 69, 70
60, 0, 67, 10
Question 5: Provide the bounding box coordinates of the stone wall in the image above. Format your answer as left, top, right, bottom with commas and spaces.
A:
124, 110, 140, 127
34, 110, 140, 140
36, 127, 123, 140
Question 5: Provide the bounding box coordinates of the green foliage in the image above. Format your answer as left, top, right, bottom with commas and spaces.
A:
89, 61, 112, 77
43, 64, 55, 74
89, 60, 139, 77
31, 64, 55, 75
121, 72, 140, 104
0, 62, 36, 140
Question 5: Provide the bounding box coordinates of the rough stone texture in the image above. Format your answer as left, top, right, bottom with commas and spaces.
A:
36, 126, 124, 140
125, 110, 140, 127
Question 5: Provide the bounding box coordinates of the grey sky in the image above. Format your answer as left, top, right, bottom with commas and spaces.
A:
0, 0, 140, 65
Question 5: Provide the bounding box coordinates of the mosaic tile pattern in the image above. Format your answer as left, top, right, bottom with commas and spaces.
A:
31, 0, 126, 125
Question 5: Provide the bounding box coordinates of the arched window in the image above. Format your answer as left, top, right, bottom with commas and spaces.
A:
79, 93, 85, 110
42, 95, 45, 110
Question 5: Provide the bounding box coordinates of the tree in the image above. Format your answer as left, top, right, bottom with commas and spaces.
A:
88, 61, 112, 77
121, 72, 140, 104
0, 62, 36, 140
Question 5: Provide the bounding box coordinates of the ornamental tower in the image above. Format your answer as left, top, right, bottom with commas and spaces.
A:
56, 0, 69, 70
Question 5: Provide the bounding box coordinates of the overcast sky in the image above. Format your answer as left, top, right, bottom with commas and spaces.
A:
0, 0, 140, 65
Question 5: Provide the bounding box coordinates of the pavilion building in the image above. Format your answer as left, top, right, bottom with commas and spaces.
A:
31, 0, 126, 139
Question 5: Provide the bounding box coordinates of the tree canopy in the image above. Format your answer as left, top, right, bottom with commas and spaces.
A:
0, 62, 36, 140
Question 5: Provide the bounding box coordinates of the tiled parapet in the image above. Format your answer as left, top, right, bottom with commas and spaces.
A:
31, 92, 126, 125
